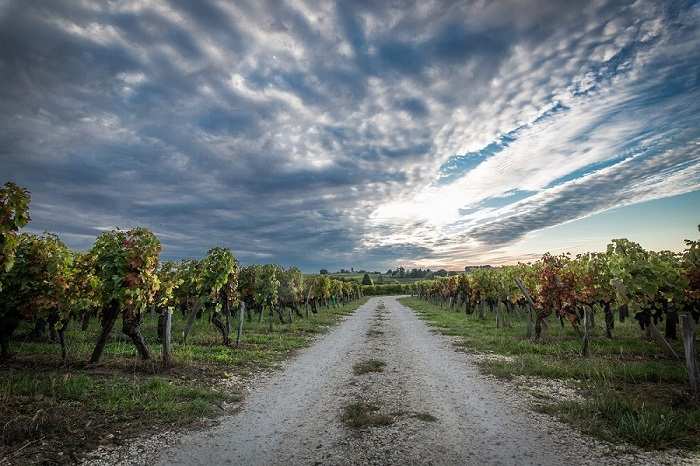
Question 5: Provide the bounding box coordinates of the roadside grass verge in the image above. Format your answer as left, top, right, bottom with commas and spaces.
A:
353, 359, 386, 375
0, 371, 236, 464
538, 386, 700, 450
0, 297, 369, 464
398, 297, 699, 451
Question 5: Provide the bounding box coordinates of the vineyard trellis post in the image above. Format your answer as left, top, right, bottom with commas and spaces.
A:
236, 302, 245, 347
224, 292, 232, 340
681, 313, 698, 398
162, 308, 172, 367
581, 307, 591, 357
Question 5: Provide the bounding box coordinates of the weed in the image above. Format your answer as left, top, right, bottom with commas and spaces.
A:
412, 412, 438, 422
353, 359, 386, 375
341, 401, 393, 428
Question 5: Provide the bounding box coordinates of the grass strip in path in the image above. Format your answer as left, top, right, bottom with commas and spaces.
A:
353, 359, 386, 375
341, 401, 394, 428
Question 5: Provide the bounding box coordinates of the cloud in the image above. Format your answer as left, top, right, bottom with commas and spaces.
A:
0, 0, 698, 271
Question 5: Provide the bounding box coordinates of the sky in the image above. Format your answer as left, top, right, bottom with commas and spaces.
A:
1, 0, 699, 272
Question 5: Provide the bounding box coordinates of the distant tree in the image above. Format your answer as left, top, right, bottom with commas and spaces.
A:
386, 269, 393, 275
361, 273, 373, 286
319, 269, 328, 275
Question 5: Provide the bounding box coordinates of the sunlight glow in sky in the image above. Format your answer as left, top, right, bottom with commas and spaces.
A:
1, 0, 699, 271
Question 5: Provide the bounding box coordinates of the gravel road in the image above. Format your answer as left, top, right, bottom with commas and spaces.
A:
134, 297, 693, 466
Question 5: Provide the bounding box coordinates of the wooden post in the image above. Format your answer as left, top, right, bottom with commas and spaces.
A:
681, 313, 698, 398
581, 308, 591, 357
649, 321, 680, 360
224, 291, 232, 339
236, 303, 245, 347
162, 309, 172, 367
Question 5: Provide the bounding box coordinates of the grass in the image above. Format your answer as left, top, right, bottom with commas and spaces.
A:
341, 401, 394, 428
0, 370, 236, 464
539, 387, 700, 450
353, 359, 386, 375
399, 296, 700, 451
0, 297, 369, 464
409, 412, 438, 422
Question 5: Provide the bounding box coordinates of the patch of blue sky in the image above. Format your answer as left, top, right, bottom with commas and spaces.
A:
478, 189, 539, 209
544, 153, 637, 189
437, 101, 568, 185
457, 189, 538, 217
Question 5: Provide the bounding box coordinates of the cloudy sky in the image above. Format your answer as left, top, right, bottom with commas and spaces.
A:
1, 0, 699, 272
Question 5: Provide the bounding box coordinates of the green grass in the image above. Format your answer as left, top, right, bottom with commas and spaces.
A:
341, 401, 394, 428
410, 412, 438, 422
0, 372, 232, 425
353, 359, 386, 375
399, 297, 699, 451
481, 354, 688, 384
539, 386, 700, 450
0, 370, 235, 463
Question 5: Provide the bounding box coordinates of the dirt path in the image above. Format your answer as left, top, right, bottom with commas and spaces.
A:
149, 297, 687, 466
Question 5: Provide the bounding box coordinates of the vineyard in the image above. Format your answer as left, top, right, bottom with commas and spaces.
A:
0, 182, 367, 464
0, 182, 364, 364
407, 235, 700, 394
1, 180, 699, 463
